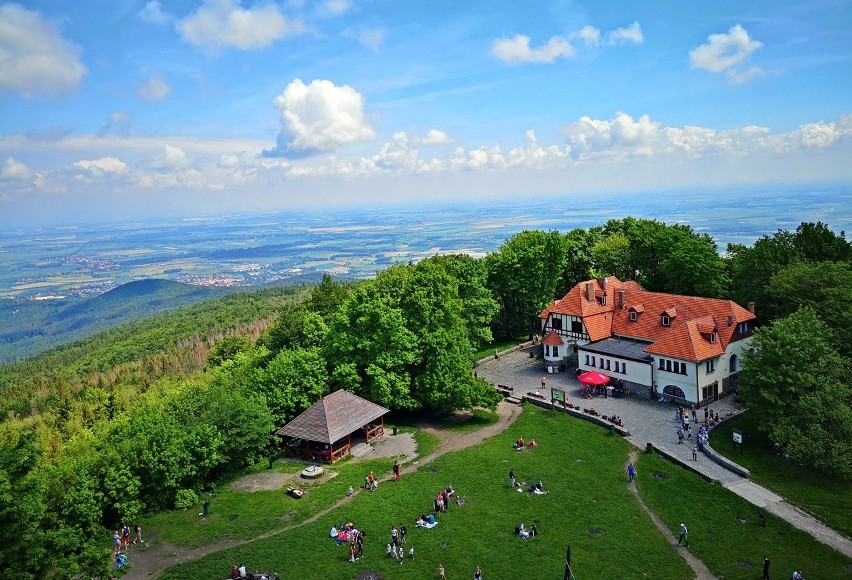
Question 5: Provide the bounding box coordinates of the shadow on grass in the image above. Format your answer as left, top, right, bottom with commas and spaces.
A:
709, 411, 852, 538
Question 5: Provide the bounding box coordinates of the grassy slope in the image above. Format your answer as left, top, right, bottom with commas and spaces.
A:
155, 405, 851, 580
159, 405, 691, 579
635, 451, 849, 579
708, 411, 852, 538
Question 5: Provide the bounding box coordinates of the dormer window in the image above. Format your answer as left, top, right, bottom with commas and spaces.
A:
710, 332, 717, 344
629, 311, 637, 322
599, 294, 607, 306
662, 314, 671, 327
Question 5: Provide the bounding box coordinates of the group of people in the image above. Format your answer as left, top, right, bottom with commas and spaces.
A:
364, 471, 378, 492
328, 522, 365, 562
514, 522, 538, 539
513, 437, 538, 449
385, 524, 413, 563
434, 484, 455, 512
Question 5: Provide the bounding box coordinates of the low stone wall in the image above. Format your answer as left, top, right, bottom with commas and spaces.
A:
522, 395, 631, 437
646, 444, 716, 483
474, 341, 535, 367
701, 443, 751, 478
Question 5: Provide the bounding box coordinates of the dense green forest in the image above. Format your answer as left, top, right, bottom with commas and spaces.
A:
0, 279, 237, 364
1, 218, 850, 578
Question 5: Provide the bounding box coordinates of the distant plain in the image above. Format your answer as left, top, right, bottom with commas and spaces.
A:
3, 183, 849, 302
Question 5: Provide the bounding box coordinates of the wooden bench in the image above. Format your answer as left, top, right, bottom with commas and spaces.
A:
496, 384, 513, 396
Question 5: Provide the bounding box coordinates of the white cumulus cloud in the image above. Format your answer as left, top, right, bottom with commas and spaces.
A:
138, 76, 172, 102
690, 24, 763, 82
271, 78, 376, 154
74, 157, 127, 177
493, 23, 644, 64
563, 112, 660, 159
2, 157, 32, 180
150, 144, 190, 169
138, 1, 173, 25
177, 0, 302, 50
417, 129, 452, 145
0, 3, 87, 98
492, 34, 574, 64
607, 22, 643, 45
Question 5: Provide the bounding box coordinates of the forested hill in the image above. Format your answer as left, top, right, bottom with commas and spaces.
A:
1, 219, 849, 578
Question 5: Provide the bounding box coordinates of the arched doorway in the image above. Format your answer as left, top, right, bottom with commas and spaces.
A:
729, 354, 739, 373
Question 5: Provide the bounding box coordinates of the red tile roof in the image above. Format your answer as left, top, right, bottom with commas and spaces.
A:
542, 331, 564, 345
543, 277, 756, 362
275, 389, 390, 443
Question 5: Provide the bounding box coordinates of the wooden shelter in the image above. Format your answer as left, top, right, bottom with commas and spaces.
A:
275, 389, 390, 463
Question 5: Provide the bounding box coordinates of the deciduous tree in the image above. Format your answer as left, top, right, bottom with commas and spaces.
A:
739, 308, 852, 479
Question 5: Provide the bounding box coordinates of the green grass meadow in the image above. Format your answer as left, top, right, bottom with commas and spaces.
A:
709, 411, 852, 538
154, 405, 850, 579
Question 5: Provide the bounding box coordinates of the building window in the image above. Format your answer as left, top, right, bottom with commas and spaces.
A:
706, 359, 716, 373
622, 362, 627, 373
709, 332, 717, 344
702, 385, 714, 401
658, 359, 665, 370
662, 314, 671, 327
551, 318, 562, 330
629, 311, 637, 322
591, 356, 596, 367
605, 359, 611, 371
665, 360, 672, 372
571, 320, 583, 334
553, 346, 559, 357
599, 294, 607, 306
737, 322, 749, 334
585, 354, 590, 365
662, 385, 686, 399
729, 354, 739, 373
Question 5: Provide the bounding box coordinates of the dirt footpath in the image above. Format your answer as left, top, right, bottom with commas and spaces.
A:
124, 401, 521, 579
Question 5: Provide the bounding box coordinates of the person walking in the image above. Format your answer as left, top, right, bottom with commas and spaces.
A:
541, 375, 546, 389
393, 460, 400, 481
438, 564, 446, 579
763, 555, 771, 579
133, 524, 142, 544
691, 405, 697, 422
677, 427, 684, 444
400, 524, 407, 545
474, 565, 483, 580
677, 523, 689, 547
627, 462, 636, 482
704, 406, 709, 423
692, 444, 698, 460
509, 468, 516, 487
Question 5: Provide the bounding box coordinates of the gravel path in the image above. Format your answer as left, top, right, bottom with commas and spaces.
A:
477, 349, 852, 559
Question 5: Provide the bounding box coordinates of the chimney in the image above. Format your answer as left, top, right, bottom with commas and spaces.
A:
600, 277, 608, 292
618, 289, 625, 310
585, 282, 594, 302
747, 302, 755, 315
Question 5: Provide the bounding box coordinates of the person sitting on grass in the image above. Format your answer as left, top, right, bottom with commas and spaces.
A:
527, 439, 538, 448
416, 514, 427, 528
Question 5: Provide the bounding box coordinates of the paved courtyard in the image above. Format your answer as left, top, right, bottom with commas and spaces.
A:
476, 348, 852, 558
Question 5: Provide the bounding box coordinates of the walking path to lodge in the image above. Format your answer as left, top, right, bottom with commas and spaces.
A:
478, 348, 852, 559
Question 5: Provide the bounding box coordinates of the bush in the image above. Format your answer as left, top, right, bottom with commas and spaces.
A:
174, 489, 199, 509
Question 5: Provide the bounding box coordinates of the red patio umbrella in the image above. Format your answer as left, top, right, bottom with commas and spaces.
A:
577, 371, 610, 386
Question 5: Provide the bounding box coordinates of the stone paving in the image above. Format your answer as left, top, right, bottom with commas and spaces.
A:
476, 348, 852, 558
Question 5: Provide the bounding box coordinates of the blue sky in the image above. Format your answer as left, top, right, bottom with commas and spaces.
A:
1, 0, 850, 226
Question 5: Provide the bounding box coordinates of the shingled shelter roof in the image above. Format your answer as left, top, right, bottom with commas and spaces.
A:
275, 389, 390, 444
